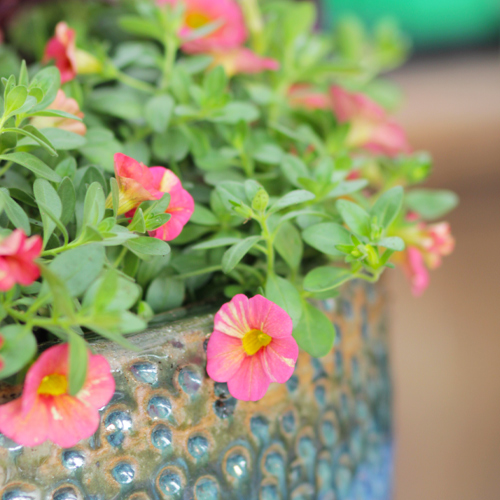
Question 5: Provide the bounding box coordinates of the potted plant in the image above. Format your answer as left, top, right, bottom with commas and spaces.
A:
0, 0, 457, 498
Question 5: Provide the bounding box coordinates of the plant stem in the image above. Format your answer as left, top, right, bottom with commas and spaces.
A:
175, 265, 223, 280
113, 247, 128, 268
114, 69, 156, 94
161, 36, 179, 90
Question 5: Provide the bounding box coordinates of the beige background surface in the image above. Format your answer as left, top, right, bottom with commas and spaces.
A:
388, 54, 500, 500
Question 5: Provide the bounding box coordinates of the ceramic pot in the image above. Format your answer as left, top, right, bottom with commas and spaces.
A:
0, 281, 392, 500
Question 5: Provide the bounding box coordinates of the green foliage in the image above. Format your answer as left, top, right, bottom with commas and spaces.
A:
0, 0, 457, 384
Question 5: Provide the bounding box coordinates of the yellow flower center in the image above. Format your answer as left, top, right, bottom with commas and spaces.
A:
242, 329, 272, 356
186, 12, 211, 29
37, 374, 68, 396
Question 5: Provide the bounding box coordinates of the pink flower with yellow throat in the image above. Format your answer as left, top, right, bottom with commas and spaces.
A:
206, 294, 299, 401
105, 153, 194, 242
31, 90, 86, 136
171, 0, 247, 54
330, 86, 411, 157
0, 230, 42, 292
288, 84, 332, 110
0, 344, 115, 447
43, 22, 101, 84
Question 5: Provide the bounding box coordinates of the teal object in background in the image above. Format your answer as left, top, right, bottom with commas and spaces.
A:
321, 0, 500, 48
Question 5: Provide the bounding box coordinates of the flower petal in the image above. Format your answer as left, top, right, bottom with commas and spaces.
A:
46, 395, 100, 448
206, 331, 245, 382
227, 352, 271, 401
260, 337, 298, 383
77, 354, 115, 409
0, 397, 50, 447
213, 294, 251, 339
247, 295, 293, 339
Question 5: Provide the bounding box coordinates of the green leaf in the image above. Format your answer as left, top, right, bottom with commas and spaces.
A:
82, 182, 105, 230
274, 221, 303, 270
377, 236, 405, 251
270, 190, 315, 213
0, 152, 61, 182
336, 199, 371, 237
145, 94, 175, 133
190, 204, 218, 226
38, 128, 86, 150
146, 276, 185, 313
27, 109, 83, 121
125, 237, 171, 257
265, 274, 303, 326
303, 266, 353, 292
280, 154, 310, 187
0, 325, 37, 379
212, 102, 260, 124
55, 157, 77, 179
222, 235, 261, 273
49, 244, 105, 297
191, 237, 241, 250
129, 208, 146, 233
119, 16, 164, 41
0, 189, 30, 234
293, 301, 335, 358
371, 186, 403, 230
41, 266, 76, 317
5, 85, 28, 116
34, 178, 63, 247
57, 177, 76, 225
18, 60, 29, 87
8, 125, 57, 156
68, 332, 88, 396
406, 189, 459, 220
79, 128, 122, 172
29, 66, 60, 112
302, 222, 352, 256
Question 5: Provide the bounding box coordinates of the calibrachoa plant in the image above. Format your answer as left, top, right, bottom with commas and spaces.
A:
0, 0, 457, 444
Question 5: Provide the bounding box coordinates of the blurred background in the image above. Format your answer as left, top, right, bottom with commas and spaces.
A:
1, 0, 500, 498
321, 1, 500, 499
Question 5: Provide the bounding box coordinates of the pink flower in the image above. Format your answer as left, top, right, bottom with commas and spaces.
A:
330, 86, 411, 157
31, 90, 86, 136
43, 22, 101, 84
106, 153, 161, 216
403, 247, 430, 296
148, 167, 195, 241
0, 230, 42, 292
106, 154, 194, 241
421, 222, 455, 269
178, 0, 247, 54
210, 47, 279, 76
0, 344, 115, 447
43, 22, 77, 84
206, 294, 298, 401
288, 84, 331, 110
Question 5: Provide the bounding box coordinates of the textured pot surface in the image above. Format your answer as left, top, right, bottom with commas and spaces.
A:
0, 281, 392, 500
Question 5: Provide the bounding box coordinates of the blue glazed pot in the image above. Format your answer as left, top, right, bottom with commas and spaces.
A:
0, 281, 392, 500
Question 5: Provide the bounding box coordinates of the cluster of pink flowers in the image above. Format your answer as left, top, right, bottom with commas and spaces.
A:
0, 344, 115, 447
0, 230, 42, 292
396, 221, 455, 295
107, 153, 195, 241
157, 0, 279, 76
289, 84, 411, 157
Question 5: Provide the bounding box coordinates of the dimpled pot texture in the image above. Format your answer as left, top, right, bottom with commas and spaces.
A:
0, 280, 392, 500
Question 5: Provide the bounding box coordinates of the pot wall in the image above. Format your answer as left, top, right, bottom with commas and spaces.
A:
0, 281, 392, 500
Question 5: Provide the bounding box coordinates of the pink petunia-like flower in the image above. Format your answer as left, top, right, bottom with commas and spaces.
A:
147, 167, 195, 241
0, 230, 42, 292
43, 22, 78, 84
43, 22, 102, 84
288, 84, 331, 110
0, 344, 115, 447
401, 247, 430, 296
210, 47, 279, 76
31, 90, 86, 136
206, 294, 299, 401
105, 154, 194, 241
330, 86, 411, 157
421, 222, 455, 269
177, 0, 248, 54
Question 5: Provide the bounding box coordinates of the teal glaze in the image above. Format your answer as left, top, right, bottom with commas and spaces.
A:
0, 281, 392, 500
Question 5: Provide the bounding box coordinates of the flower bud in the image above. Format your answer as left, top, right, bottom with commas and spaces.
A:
251, 188, 269, 212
